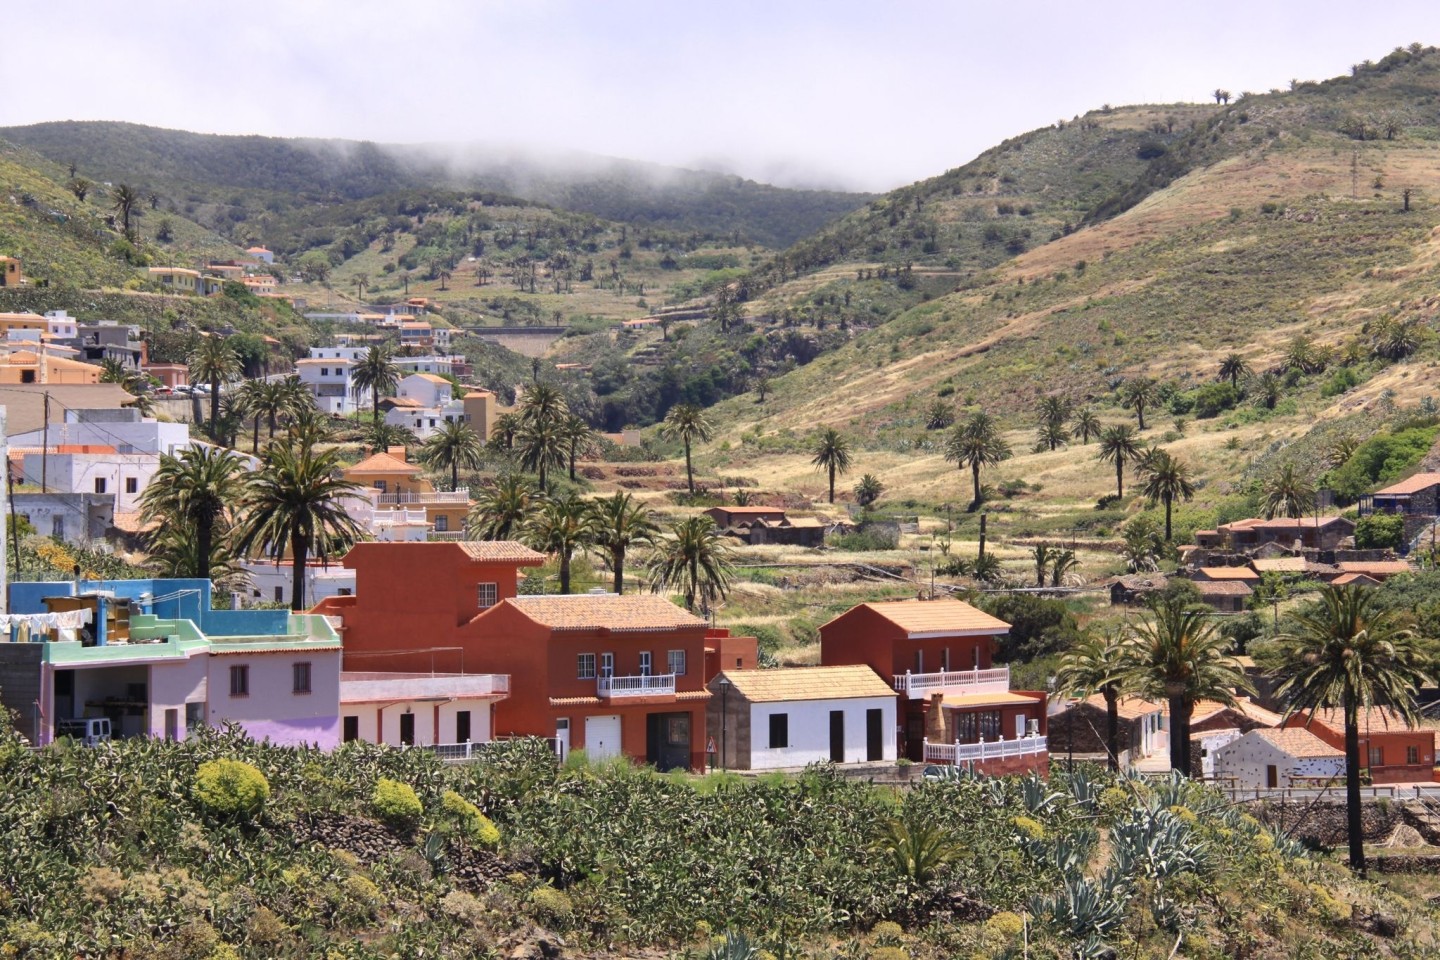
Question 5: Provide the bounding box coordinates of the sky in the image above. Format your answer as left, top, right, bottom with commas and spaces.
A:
3, 1, 1435, 192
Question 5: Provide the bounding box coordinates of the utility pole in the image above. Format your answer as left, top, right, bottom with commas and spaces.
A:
40, 391, 50, 493
1351, 148, 1359, 201
978, 513, 987, 560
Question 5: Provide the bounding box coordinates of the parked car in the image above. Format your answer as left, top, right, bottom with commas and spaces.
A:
56, 717, 112, 746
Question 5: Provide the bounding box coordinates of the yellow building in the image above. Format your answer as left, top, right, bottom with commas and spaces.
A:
241, 276, 276, 295
0, 350, 101, 385
148, 267, 201, 294
342, 446, 470, 537
0, 256, 22, 288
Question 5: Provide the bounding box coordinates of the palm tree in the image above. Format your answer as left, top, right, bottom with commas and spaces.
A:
1072, 407, 1103, 445
523, 493, 599, 594
139, 446, 247, 582
1049, 548, 1079, 587
236, 379, 269, 452
421, 420, 485, 491
1272, 586, 1434, 875
517, 383, 568, 428
854, 474, 884, 510
1096, 424, 1141, 499
188, 336, 241, 440
1140, 449, 1196, 541
370, 423, 417, 452
558, 414, 597, 483
810, 428, 853, 504
944, 410, 1012, 511
588, 492, 658, 594
490, 412, 521, 451
1035, 396, 1072, 451
1255, 372, 1283, 409
1031, 544, 1054, 588
660, 404, 713, 495
233, 441, 363, 611
1121, 517, 1164, 573
111, 183, 139, 236
351, 345, 400, 429
1120, 377, 1159, 431
1218, 353, 1249, 389
1056, 630, 1129, 771
467, 475, 538, 540
274, 376, 313, 435
146, 523, 244, 590
1123, 596, 1251, 773
516, 418, 566, 493
1262, 463, 1315, 519
647, 516, 735, 613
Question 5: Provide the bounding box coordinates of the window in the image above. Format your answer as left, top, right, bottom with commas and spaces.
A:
1368, 746, 1384, 767
320, 367, 329, 376
338, 587, 353, 596
477, 583, 497, 609
913, 650, 923, 674
343, 716, 359, 742
979, 711, 1002, 741
768, 713, 789, 749
94, 477, 107, 494
229, 665, 249, 697
667, 649, 687, 676
638, 651, 652, 676
52, 516, 64, 538
435, 515, 448, 532
374, 480, 387, 493
274, 586, 284, 603
293, 662, 312, 695
577, 653, 596, 679
124, 477, 138, 494
600, 652, 614, 678
955, 712, 977, 743
941, 647, 950, 672
1407, 745, 1421, 765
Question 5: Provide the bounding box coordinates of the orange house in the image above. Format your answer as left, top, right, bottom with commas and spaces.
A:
1283, 707, 1437, 784
342, 446, 469, 536
819, 597, 1047, 771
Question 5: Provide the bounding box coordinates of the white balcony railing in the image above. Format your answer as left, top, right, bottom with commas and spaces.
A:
894, 666, 1010, 698
923, 734, 1047, 764
377, 489, 469, 505
373, 507, 428, 526
597, 673, 676, 698
427, 530, 465, 541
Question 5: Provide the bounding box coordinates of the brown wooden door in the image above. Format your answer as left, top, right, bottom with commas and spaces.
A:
1266, 765, 1278, 788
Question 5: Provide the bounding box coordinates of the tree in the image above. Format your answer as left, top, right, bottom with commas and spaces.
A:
1255, 372, 1283, 409
660, 404, 713, 495
1213, 89, 1231, 105
1072, 407, 1102, 444
1123, 596, 1250, 773
351, 345, 400, 430
236, 378, 269, 452
421, 420, 485, 491
1120, 377, 1159, 431
558, 414, 597, 483
1121, 516, 1164, 573
188, 336, 241, 441
1049, 548, 1079, 587
1031, 544, 1054, 588
68, 178, 90, 203
139, 446, 247, 582
854, 474, 884, 510
1035, 396, 1072, 451
467, 475, 538, 540
523, 494, 599, 595
1218, 353, 1249, 389
589, 492, 658, 594
944, 410, 1012, 511
810, 428, 853, 504
1096, 424, 1141, 499
233, 441, 363, 611
1273, 586, 1433, 875
1139, 449, 1196, 541
1056, 631, 1128, 770
1262, 463, 1315, 519
111, 184, 139, 237
925, 400, 955, 431
647, 516, 735, 613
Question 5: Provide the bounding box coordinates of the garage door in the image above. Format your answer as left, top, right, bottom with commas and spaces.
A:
585, 715, 622, 761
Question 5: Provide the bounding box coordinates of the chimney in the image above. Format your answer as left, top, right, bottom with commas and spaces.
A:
387, 446, 407, 461
925, 693, 948, 743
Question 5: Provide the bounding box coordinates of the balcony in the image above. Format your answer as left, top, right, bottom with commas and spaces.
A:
893, 666, 1010, 699
427, 530, 465, 541
597, 673, 676, 698
377, 489, 470, 505
373, 507, 428, 527
923, 734, 1047, 765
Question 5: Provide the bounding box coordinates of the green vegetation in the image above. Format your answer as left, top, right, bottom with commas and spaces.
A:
192, 758, 270, 821
371, 777, 424, 829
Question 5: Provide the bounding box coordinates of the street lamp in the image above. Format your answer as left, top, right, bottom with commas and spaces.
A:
718, 676, 730, 771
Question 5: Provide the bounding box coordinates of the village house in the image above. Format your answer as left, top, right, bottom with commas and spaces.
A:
0, 350, 101, 385
295, 354, 360, 415
704, 505, 788, 528
245, 246, 275, 265
1360, 473, 1440, 518
0, 256, 23, 287
0, 578, 344, 749
1194, 516, 1355, 552
339, 447, 470, 539
818, 597, 1047, 772
1046, 695, 1166, 763
1283, 707, 1437, 784
1106, 574, 1169, 606
1213, 728, 1345, 790
1332, 560, 1413, 583
1191, 566, 1261, 586
1193, 580, 1252, 613
240, 559, 356, 608
705, 665, 898, 770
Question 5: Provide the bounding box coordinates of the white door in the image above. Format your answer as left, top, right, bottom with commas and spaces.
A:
1015, 714, 1026, 739
554, 718, 570, 761
585, 715, 622, 761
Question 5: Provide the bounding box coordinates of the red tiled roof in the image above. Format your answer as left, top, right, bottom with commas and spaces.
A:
506, 594, 706, 632
1299, 706, 1425, 732
345, 451, 419, 475
1374, 473, 1440, 496
839, 598, 1010, 636
1335, 561, 1413, 576
1078, 694, 1164, 719
717, 666, 895, 703
1193, 581, 1253, 596
455, 541, 546, 564
1330, 573, 1381, 586
1248, 728, 1343, 758
1197, 567, 1260, 581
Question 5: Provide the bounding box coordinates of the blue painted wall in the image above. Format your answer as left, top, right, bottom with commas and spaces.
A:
9, 579, 290, 636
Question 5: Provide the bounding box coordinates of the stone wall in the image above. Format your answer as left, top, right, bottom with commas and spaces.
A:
1244, 798, 1440, 847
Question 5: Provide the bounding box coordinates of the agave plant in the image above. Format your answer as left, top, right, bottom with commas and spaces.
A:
1032, 873, 1130, 944
1020, 773, 1066, 815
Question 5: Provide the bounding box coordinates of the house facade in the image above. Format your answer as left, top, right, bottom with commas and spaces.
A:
1283, 707, 1436, 783
340, 447, 470, 538
1047, 694, 1166, 762
706, 665, 897, 770
295, 355, 360, 414
1213, 728, 1345, 789
1360, 473, 1440, 517
819, 597, 1047, 770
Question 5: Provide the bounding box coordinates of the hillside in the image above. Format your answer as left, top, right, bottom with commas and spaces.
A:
0, 122, 870, 249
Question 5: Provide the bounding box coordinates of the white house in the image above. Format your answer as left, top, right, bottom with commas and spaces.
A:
11, 492, 115, 543
308, 346, 371, 362
384, 373, 465, 440
9, 407, 192, 456
1213, 727, 1344, 790
240, 560, 357, 608
396, 372, 453, 408
706, 665, 898, 770
339, 672, 510, 749
295, 357, 360, 415
21, 450, 159, 513
395, 356, 455, 377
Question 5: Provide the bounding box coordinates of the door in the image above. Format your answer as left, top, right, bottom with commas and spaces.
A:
455, 710, 471, 744
646, 712, 692, 771
585, 715, 622, 761
1266, 764, 1278, 789
399, 713, 415, 746
554, 718, 570, 761
866, 708, 884, 762
343, 716, 359, 742
164, 709, 178, 741
1016, 714, 1027, 739
830, 710, 845, 763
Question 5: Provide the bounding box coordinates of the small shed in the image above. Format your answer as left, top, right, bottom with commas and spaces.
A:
1108, 574, 1168, 606
1193, 580, 1252, 613
1213, 727, 1343, 789
706, 666, 898, 770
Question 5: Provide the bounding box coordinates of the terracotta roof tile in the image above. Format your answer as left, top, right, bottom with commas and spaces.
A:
1299, 706, 1424, 732
1248, 727, 1343, 758
1078, 694, 1163, 719
1374, 473, 1440, 495
507, 594, 705, 632
716, 666, 895, 703
940, 691, 1042, 708
1191, 699, 1282, 727
1330, 573, 1381, 586
455, 541, 546, 564
843, 598, 1010, 636
345, 451, 420, 475
1336, 561, 1413, 576
1249, 557, 1307, 573
1193, 581, 1253, 596
1198, 567, 1260, 581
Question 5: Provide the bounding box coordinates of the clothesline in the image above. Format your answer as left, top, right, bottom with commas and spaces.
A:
0, 609, 93, 630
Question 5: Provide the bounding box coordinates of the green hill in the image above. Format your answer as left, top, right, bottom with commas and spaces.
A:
0, 121, 869, 249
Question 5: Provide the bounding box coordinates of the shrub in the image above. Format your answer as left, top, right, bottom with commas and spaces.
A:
1355, 513, 1405, 549
527, 885, 574, 929
869, 948, 910, 960
1189, 382, 1241, 418
440, 789, 501, 848
986, 911, 1026, 938
871, 920, 904, 944
371, 778, 423, 829
193, 759, 270, 821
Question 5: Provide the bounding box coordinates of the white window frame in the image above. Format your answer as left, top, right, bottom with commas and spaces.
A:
477, 582, 497, 609
638, 651, 652, 676
577, 653, 596, 680
667, 649, 687, 676
600, 652, 614, 678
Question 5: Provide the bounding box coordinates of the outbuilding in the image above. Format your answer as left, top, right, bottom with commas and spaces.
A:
1213, 727, 1344, 790
706, 665, 897, 770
